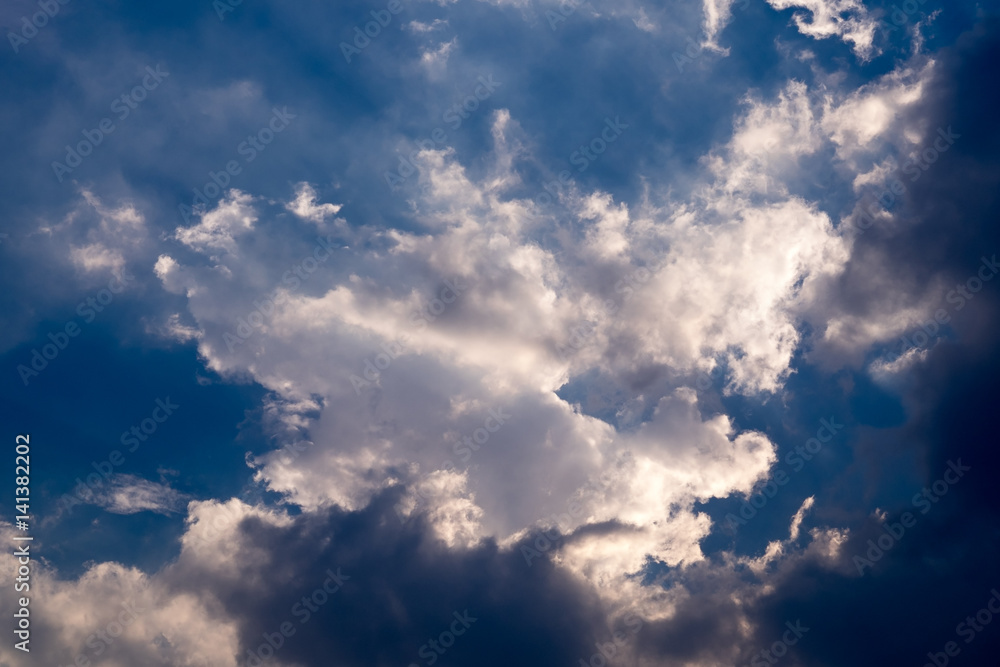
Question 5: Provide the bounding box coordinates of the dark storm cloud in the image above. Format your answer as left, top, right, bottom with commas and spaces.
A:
687, 17, 1000, 667
3, 1, 1000, 666
168, 488, 619, 667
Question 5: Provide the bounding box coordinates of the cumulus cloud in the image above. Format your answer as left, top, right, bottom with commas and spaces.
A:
9, 5, 997, 664
91, 40, 964, 663
141, 76, 889, 619
0, 525, 240, 667
0, 487, 854, 667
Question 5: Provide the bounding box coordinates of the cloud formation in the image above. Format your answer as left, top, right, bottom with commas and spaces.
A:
2, 2, 999, 666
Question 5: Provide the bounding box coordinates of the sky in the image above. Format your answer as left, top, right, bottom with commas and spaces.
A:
2, 0, 1000, 665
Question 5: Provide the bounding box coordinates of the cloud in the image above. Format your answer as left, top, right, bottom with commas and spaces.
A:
4, 2, 999, 665
142, 84, 860, 617
420, 37, 459, 78
285, 182, 342, 226
175, 190, 257, 256
128, 32, 986, 652
765, 0, 880, 59
701, 0, 740, 49
54, 189, 146, 276
84, 475, 189, 515
99, 32, 953, 653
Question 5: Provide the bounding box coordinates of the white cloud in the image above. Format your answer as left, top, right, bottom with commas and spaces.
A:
821, 58, 935, 166
85, 475, 189, 515
175, 190, 256, 255
136, 45, 948, 622
868, 344, 930, 385
54, 189, 146, 276
179, 498, 295, 577
0, 524, 241, 667
150, 104, 832, 607
420, 38, 458, 78
70, 243, 126, 273
701, 0, 739, 49
286, 182, 342, 225
405, 19, 449, 33
765, 0, 880, 59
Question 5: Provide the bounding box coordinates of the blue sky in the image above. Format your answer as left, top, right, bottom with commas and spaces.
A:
2, 1, 1000, 665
